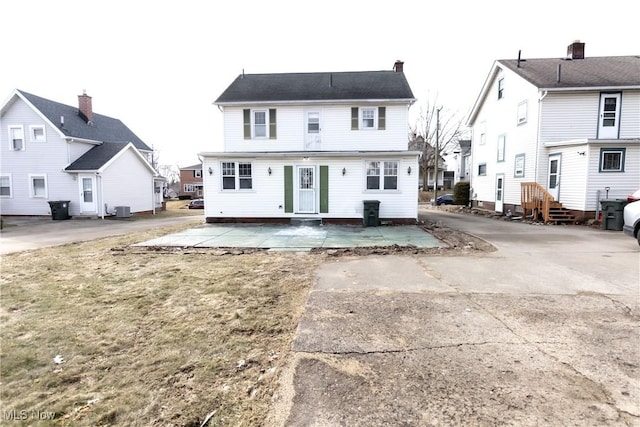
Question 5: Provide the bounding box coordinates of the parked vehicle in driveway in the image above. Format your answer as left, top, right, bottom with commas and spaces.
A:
433, 194, 454, 206
188, 199, 204, 209
622, 200, 640, 246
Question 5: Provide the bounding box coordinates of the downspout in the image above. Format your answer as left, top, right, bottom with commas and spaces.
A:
535, 90, 548, 182
152, 177, 156, 215
98, 172, 105, 219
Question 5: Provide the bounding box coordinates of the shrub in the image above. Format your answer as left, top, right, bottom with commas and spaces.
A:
454, 181, 470, 206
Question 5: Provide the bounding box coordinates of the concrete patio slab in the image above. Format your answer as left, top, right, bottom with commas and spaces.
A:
134, 223, 444, 251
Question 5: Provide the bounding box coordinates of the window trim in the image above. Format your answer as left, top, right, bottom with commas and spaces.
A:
221, 161, 254, 191
28, 174, 48, 198
478, 163, 487, 176
0, 173, 12, 198
497, 78, 504, 100
252, 110, 268, 139
184, 184, 195, 193
29, 125, 46, 142
599, 148, 625, 172
514, 153, 525, 178
8, 125, 25, 151
194, 169, 202, 178
497, 134, 506, 162
365, 160, 398, 191
360, 107, 377, 130
517, 101, 527, 125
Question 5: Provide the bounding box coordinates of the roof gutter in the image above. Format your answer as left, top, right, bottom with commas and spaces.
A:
199, 150, 422, 158
539, 85, 640, 92
214, 98, 417, 107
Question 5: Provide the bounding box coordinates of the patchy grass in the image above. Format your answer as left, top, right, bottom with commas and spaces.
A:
0, 225, 323, 426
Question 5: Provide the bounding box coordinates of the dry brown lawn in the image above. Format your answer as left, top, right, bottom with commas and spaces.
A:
0, 206, 324, 426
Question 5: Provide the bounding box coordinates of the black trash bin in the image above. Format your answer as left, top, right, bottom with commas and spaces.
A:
600, 199, 627, 231
48, 201, 71, 220
363, 200, 380, 227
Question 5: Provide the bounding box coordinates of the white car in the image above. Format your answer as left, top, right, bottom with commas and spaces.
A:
622, 200, 640, 246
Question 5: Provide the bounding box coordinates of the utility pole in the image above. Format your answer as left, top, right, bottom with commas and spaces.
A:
433, 106, 442, 204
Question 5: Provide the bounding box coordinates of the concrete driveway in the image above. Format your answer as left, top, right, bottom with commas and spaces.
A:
0, 215, 204, 255
271, 208, 640, 426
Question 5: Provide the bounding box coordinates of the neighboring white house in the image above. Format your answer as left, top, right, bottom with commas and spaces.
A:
446, 139, 471, 185
467, 41, 640, 221
0, 89, 163, 218
200, 61, 419, 224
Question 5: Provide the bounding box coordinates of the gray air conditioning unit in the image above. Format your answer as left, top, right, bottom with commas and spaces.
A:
115, 206, 131, 218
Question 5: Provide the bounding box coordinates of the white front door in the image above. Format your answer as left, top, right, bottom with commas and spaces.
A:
304, 111, 321, 150
495, 174, 504, 213
598, 93, 621, 139
548, 154, 561, 200
297, 166, 316, 213
79, 175, 97, 213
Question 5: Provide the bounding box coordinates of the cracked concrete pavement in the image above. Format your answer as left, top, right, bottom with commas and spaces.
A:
268, 209, 640, 426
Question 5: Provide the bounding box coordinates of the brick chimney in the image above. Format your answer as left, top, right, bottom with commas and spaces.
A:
78, 91, 93, 123
566, 40, 585, 60
393, 60, 404, 72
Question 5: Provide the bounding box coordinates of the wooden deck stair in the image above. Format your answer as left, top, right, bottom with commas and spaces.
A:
521, 183, 575, 224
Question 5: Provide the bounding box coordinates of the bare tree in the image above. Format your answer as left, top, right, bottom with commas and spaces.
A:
409, 94, 465, 190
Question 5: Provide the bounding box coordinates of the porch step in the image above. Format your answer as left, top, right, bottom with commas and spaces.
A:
290, 218, 322, 227
548, 207, 575, 224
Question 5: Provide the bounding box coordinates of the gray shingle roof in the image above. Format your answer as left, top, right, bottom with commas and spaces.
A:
18, 90, 151, 151
215, 70, 415, 104
498, 56, 640, 88
65, 142, 130, 171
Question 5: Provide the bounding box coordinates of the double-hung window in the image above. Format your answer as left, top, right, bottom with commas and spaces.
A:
222, 162, 253, 190
253, 111, 267, 138
351, 107, 386, 130
184, 184, 195, 192
498, 78, 504, 99
366, 161, 398, 190
0, 174, 12, 197
29, 174, 47, 198
8, 126, 24, 151
599, 148, 625, 172
194, 169, 202, 178
243, 109, 277, 139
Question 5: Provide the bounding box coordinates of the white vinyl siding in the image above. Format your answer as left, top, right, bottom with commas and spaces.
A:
202, 155, 418, 220
620, 91, 640, 138
222, 104, 409, 152
100, 148, 155, 213
540, 92, 602, 142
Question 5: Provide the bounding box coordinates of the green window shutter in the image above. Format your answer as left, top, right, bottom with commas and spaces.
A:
243, 109, 251, 139
378, 107, 386, 130
320, 165, 329, 213
284, 166, 293, 213
351, 107, 359, 130
269, 109, 277, 139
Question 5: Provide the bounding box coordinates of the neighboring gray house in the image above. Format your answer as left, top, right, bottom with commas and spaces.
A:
200, 61, 419, 224
0, 89, 163, 218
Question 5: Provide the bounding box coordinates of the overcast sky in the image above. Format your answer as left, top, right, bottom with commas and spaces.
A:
2, 0, 638, 168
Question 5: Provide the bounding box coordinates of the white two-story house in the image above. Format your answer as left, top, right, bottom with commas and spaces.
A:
200, 61, 419, 224
468, 41, 640, 222
0, 89, 163, 218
